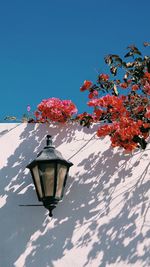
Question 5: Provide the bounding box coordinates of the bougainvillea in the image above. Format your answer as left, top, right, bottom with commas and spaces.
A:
34, 98, 78, 123
78, 43, 150, 151
5, 43, 150, 152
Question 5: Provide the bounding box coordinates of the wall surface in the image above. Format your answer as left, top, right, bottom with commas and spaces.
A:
0, 123, 150, 267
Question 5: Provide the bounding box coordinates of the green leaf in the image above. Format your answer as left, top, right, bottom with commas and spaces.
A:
4, 116, 17, 121
112, 55, 122, 64
22, 114, 28, 122
145, 57, 150, 72
124, 51, 133, 58
122, 62, 127, 67
104, 55, 113, 65
123, 72, 129, 82
126, 62, 135, 68
110, 66, 117, 76
134, 49, 142, 56
133, 136, 147, 149
135, 57, 143, 62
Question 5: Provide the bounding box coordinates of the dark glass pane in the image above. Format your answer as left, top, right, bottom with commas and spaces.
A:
39, 163, 55, 197
56, 164, 67, 198
32, 165, 43, 198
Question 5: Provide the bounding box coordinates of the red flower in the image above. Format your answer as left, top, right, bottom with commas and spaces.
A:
132, 84, 139, 91
119, 82, 128, 89
143, 122, 150, 128
127, 79, 132, 84
145, 106, 150, 118
144, 72, 150, 81
88, 90, 98, 99
143, 81, 150, 95
99, 73, 109, 81
36, 98, 77, 123
88, 98, 101, 107
94, 109, 103, 119
97, 124, 113, 137
80, 80, 92, 91
133, 105, 145, 115
142, 132, 149, 139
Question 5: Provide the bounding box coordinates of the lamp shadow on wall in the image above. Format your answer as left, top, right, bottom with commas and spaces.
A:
0, 123, 150, 267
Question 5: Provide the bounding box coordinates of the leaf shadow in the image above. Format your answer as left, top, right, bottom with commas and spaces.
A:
0, 123, 149, 267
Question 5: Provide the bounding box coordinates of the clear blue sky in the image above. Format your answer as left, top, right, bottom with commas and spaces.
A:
0, 0, 150, 120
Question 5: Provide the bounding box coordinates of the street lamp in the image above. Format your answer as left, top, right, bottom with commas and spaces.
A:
26, 135, 73, 217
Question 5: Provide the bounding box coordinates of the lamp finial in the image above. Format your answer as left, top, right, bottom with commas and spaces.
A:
46, 135, 52, 147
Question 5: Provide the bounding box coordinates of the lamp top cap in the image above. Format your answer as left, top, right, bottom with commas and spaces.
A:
26, 134, 73, 169
46, 135, 54, 148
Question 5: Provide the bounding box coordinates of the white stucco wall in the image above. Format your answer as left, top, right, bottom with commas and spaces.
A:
0, 123, 150, 267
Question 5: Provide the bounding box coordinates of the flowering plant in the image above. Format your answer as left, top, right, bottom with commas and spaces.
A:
34, 98, 77, 123
78, 43, 150, 151
5, 43, 150, 152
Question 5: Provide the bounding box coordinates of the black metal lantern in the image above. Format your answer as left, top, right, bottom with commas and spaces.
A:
26, 135, 73, 217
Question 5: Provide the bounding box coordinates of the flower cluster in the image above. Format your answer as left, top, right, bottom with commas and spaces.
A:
87, 93, 149, 151
79, 44, 150, 151
88, 95, 129, 121
35, 98, 77, 123
97, 118, 146, 151
22, 44, 149, 152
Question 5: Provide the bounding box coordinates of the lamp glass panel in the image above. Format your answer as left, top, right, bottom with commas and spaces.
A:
39, 163, 55, 197
32, 165, 43, 198
56, 164, 67, 198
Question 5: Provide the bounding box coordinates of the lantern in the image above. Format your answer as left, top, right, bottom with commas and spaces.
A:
26, 135, 73, 216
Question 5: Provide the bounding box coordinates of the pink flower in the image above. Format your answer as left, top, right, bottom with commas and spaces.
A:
88, 98, 101, 107
143, 81, 150, 95
36, 98, 77, 123
145, 106, 150, 118
27, 105, 31, 112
